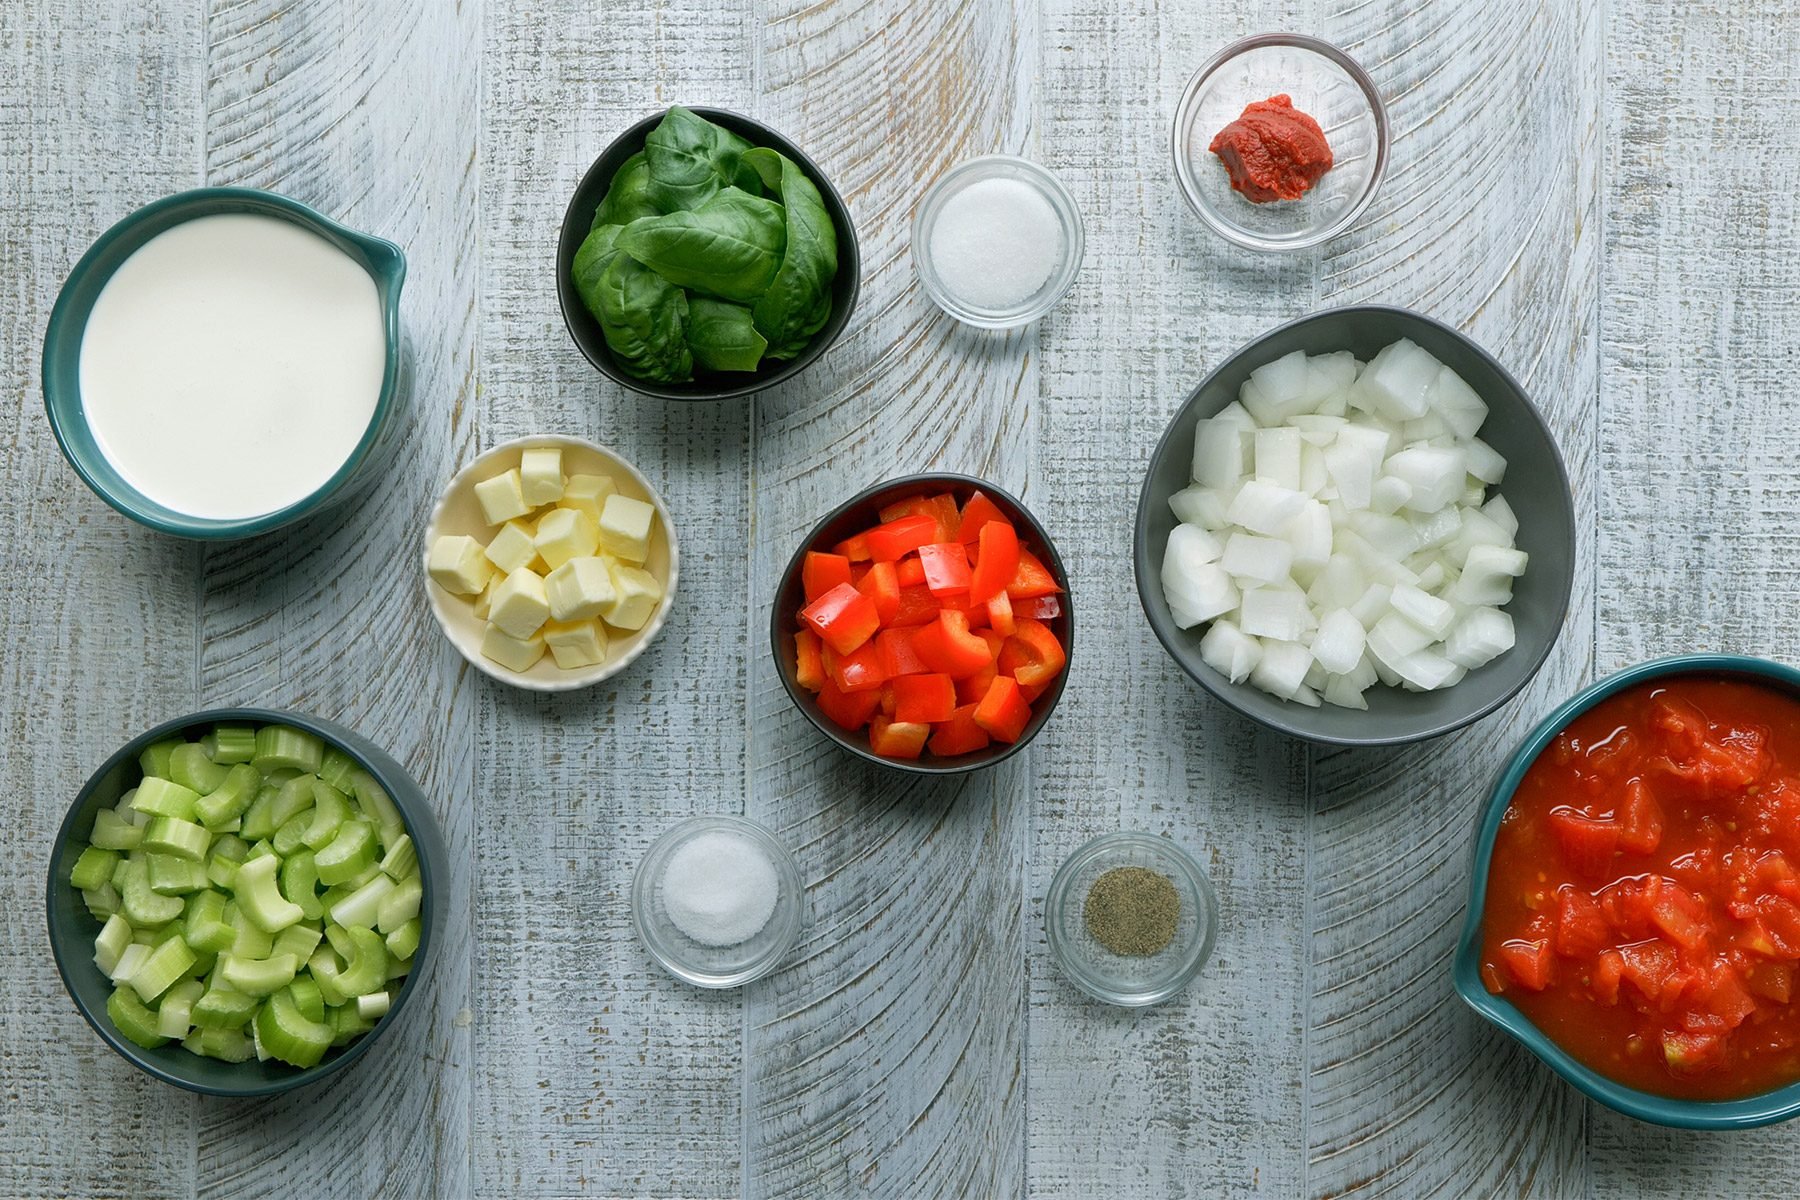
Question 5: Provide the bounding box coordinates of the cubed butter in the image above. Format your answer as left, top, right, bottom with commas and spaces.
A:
484, 520, 540, 574
602, 562, 663, 632
544, 556, 617, 621
489, 567, 550, 639
519, 447, 565, 506
534, 507, 599, 571
473, 468, 530, 525
559, 473, 617, 525
472, 573, 501, 621
427, 535, 493, 596
480, 623, 545, 672
543, 619, 608, 670
597, 494, 656, 565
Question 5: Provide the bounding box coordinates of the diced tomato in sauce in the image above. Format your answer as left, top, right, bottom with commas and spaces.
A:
1480, 676, 1800, 1099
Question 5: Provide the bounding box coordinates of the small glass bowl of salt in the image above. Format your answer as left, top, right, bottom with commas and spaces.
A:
632, 815, 805, 988
911, 155, 1084, 329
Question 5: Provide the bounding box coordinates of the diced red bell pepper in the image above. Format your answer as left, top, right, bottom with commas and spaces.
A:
913, 610, 995, 679
892, 673, 957, 725
802, 552, 854, 602
793, 630, 826, 692
834, 532, 872, 562
1015, 595, 1062, 620
972, 676, 1033, 744
856, 560, 901, 625
1547, 809, 1622, 878
927, 704, 992, 757
878, 684, 897, 716
957, 491, 1012, 544
1497, 938, 1554, 991
816, 679, 882, 731
865, 514, 938, 563
879, 493, 961, 543
828, 640, 889, 693
896, 556, 926, 588
1004, 549, 1062, 600
800, 582, 881, 656
969, 520, 1020, 605
997, 619, 1067, 688
918, 543, 972, 597
986, 591, 1016, 637
955, 631, 1008, 704
868, 716, 930, 760
877, 628, 928, 678
888, 585, 940, 628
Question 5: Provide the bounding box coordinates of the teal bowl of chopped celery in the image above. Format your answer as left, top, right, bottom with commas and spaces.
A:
45, 709, 446, 1096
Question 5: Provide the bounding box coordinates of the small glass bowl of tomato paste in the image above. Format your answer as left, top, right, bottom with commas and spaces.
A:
1172, 33, 1389, 252
1455, 655, 1800, 1129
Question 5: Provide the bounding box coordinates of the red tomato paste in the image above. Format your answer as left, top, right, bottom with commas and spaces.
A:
1480, 675, 1800, 1100
1208, 94, 1334, 203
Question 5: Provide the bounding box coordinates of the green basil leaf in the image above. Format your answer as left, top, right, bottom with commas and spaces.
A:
643, 106, 755, 213
593, 152, 660, 228
615, 188, 786, 304
742, 149, 839, 359
582, 251, 693, 384
684, 298, 768, 374
572, 223, 625, 301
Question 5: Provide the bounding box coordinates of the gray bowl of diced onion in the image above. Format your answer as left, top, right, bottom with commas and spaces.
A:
1133, 305, 1576, 745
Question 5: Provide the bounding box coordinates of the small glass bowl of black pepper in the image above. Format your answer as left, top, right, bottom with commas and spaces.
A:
1045, 832, 1218, 1007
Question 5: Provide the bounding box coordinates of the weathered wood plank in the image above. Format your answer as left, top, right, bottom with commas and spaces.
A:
1591, 1, 1800, 1190
471, 0, 754, 1195
192, 2, 479, 1196
0, 4, 202, 1198
1302, 0, 1602, 1195
742, 0, 1036, 1195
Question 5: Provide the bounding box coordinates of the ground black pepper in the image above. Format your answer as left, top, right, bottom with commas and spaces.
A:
1084, 866, 1180, 956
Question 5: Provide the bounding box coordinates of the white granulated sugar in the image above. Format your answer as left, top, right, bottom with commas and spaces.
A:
927, 176, 1064, 310
659, 830, 780, 947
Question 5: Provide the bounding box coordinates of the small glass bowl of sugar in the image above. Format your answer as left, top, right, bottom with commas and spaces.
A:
632, 815, 805, 988
911, 155, 1085, 330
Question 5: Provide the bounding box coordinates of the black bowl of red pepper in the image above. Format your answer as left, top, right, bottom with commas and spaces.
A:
770, 474, 1073, 775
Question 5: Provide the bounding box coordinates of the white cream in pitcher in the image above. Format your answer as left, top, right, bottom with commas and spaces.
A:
78, 213, 386, 520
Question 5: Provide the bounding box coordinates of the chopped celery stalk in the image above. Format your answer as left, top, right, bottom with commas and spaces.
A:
347, 769, 405, 847
94, 914, 132, 974
330, 1005, 376, 1046
156, 979, 206, 1039
107, 986, 169, 1049
309, 947, 348, 1007
302, 781, 351, 851
375, 877, 423, 934
226, 908, 274, 959
109, 942, 152, 985
311, 926, 388, 999
69, 845, 119, 891
137, 739, 183, 781
207, 725, 257, 765
233, 854, 305, 932
109, 855, 132, 892
236, 786, 281, 842
120, 859, 184, 927
252, 725, 323, 776
149, 921, 187, 947
184, 890, 234, 954
131, 928, 158, 946
189, 1026, 254, 1062
244, 839, 277, 862
254, 987, 332, 1068
313, 819, 376, 886
272, 922, 323, 963
147, 852, 209, 895
194, 764, 260, 829
318, 747, 358, 791
385, 955, 412, 982
242, 776, 313, 842
169, 743, 228, 795
280, 852, 325, 920
131, 777, 200, 822
89, 809, 144, 851
82, 883, 122, 921
143, 815, 209, 862
271, 810, 312, 857
384, 918, 421, 962
219, 952, 299, 997
192, 982, 259, 1030
378, 834, 418, 881
129, 937, 197, 1003
287, 976, 326, 1024
205, 833, 248, 889
355, 990, 391, 1021
330, 874, 396, 931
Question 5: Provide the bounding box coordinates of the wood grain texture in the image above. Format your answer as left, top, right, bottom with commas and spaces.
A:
472, 1, 755, 1196
742, 1, 1036, 1195
192, 1, 479, 1196
1592, 0, 1800, 1191
0, 5, 203, 1198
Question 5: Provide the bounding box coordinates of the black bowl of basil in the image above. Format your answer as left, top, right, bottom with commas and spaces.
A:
557, 106, 861, 401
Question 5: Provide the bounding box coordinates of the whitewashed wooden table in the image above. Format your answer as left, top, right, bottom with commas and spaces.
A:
4, 0, 1795, 1196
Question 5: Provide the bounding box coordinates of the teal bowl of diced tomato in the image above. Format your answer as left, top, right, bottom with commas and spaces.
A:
770, 474, 1073, 775
1454, 654, 1800, 1129
45, 708, 446, 1096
